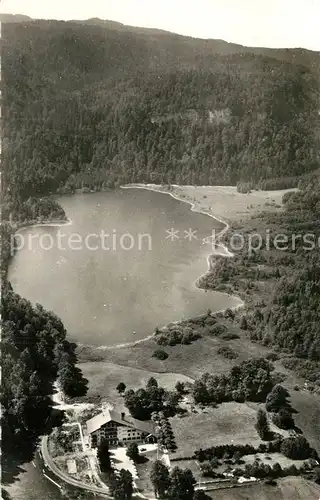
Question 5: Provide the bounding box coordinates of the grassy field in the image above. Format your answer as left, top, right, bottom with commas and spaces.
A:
79, 360, 193, 407
169, 459, 202, 481
78, 329, 273, 380
77, 323, 320, 460
170, 403, 264, 459
288, 388, 320, 455
205, 477, 320, 499
242, 452, 304, 469
130, 184, 293, 224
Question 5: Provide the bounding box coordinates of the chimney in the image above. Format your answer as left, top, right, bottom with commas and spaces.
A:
121, 412, 125, 420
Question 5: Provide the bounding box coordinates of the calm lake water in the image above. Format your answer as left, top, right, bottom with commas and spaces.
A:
8, 188, 239, 347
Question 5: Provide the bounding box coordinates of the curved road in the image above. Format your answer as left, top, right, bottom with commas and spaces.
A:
41, 436, 111, 497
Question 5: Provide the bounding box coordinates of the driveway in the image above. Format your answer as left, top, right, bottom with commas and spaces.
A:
110, 447, 138, 479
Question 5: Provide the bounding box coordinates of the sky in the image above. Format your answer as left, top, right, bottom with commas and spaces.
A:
1, 0, 320, 51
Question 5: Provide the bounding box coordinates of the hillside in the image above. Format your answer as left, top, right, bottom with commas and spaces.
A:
0, 13, 32, 23
1, 18, 320, 213
1, 14, 319, 69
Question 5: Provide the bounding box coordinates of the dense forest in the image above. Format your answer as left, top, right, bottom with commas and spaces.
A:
0, 282, 88, 456
199, 171, 320, 381
1, 20, 320, 209
252, 174, 320, 369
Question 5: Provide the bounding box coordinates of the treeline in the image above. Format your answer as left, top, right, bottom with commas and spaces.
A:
193, 358, 275, 404
0, 283, 88, 452
237, 175, 303, 193
195, 436, 317, 462
2, 21, 320, 210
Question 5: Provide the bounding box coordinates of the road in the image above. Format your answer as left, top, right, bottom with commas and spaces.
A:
41, 436, 111, 497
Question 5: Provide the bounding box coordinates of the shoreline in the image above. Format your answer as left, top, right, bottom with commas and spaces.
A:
80, 183, 244, 352
14, 217, 72, 234
2, 217, 72, 280
108, 183, 244, 350
8, 184, 244, 352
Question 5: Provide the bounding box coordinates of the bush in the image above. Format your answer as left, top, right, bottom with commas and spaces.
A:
204, 316, 217, 326
210, 324, 227, 336
156, 335, 169, 346
209, 457, 220, 468
221, 332, 240, 341
224, 308, 235, 320
266, 352, 279, 361
126, 442, 140, 462
258, 443, 267, 453
152, 349, 168, 360
217, 346, 238, 359
265, 479, 277, 485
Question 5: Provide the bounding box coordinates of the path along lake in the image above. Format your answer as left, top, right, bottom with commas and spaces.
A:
8, 188, 240, 347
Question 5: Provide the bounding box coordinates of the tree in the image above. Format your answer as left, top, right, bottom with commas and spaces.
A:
112, 469, 133, 500
147, 377, 158, 389
240, 316, 248, 330
193, 380, 209, 404
265, 385, 290, 412
166, 391, 180, 411
233, 452, 242, 464
280, 436, 311, 460
175, 381, 185, 395
314, 467, 320, 484
168, 467, 196, 500
153, 349, 168, 360
210, 457, 219, 468
272, 408, 294, 429
150, 460, 171, 498
255, 408, 270, 440
272, 462, 282, 478
57, 361, 88, 398
117, 382, 126, 395
124, 382, 166, 420
97, 440, 111, 472
126, 442, 139, 463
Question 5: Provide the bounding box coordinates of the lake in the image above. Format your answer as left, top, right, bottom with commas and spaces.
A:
8, 188, 239, 346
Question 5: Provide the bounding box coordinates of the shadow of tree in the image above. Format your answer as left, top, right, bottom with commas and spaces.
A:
2, 408, 65, 485
1, 442, 38, 486
1, 489, 12, 500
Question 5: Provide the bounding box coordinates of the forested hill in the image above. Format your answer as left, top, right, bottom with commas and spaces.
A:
1, 14, 320, 71
2, 19, 320, 204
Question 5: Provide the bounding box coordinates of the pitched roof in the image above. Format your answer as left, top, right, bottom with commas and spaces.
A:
86, 409, 155, 436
